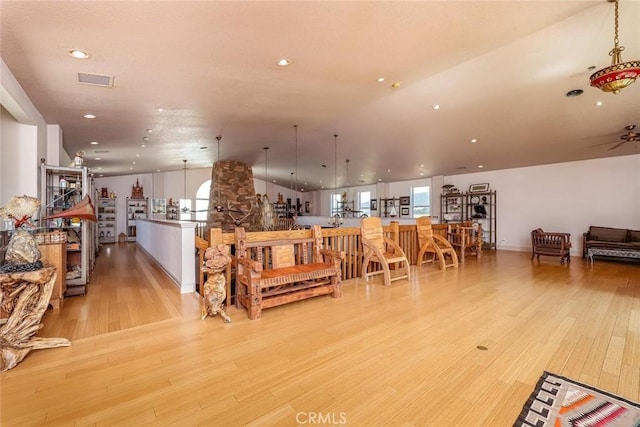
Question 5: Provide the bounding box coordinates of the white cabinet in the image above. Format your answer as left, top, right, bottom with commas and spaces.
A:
126, 197, 148, 241
98, 197, 117, 243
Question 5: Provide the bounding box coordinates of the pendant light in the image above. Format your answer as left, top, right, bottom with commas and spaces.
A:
589, 0, 640, 94
181, 159, 188, 213
213, 136, 223, 211
294, 124, 299, 217
329, 134, 342, 227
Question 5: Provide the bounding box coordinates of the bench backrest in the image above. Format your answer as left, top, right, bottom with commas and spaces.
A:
235, 224, 324, 269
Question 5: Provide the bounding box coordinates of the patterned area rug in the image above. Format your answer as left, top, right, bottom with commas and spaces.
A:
514, 371, 640, 426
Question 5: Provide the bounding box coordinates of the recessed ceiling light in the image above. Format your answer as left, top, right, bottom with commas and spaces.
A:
141, 144, 146, 148
157, 169, 161, 172
471, 139, 478, 143
99, 174, 104, 177
595, 101, 603, 107
478, 165, 484, 168
94, 157, 101, 160
130, 167, 133, 170
68, 50, 89, 59
420, 172, 424, 176
377, 77, 385, 83
387, 169, 391, 173
136, 154, 140, 157
378, 178, 382, 182
132, 161, 136, 165
566, 89, 584, 97
420, 164, 424, 168
391, 82, 401, 88
96, 167, 102, 170
143, 136, 149, 141
90, 141, 99, 145
155, 107, 164, 112
83, 113, 96, 119
433, 104, 440, 110
146, 129, 153, 133
277, 58, 290, 67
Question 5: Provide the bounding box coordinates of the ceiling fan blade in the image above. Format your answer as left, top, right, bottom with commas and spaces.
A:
607, 140, 628, 151
589, 140, 619, 148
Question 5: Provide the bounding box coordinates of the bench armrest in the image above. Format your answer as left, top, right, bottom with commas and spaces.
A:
237, 257, 263, 272
320, 248, 344, 260
320, 249, 345, 268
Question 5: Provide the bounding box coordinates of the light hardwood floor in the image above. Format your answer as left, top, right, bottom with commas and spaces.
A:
2, 243, 639, 426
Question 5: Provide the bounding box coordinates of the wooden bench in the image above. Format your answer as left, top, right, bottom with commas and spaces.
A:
235, 225, 344, 319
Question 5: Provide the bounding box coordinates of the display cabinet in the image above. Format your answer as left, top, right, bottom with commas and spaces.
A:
273, 202, 288, 218
40, 163, 94, 294
98, 197, 117, 243
166, 201, 179, 220
440, 193, 465, 223
466, 190, 497, 250
334, 200, 364, 217
126, 197, 148, 241
380, 198, 400, 218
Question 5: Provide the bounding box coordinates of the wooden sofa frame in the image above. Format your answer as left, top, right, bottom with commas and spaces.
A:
235, 225, 344, 319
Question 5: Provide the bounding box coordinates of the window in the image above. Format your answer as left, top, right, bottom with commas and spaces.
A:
195, 180, 211, 221
412, 185, 430, 217
331, 193, 341, 216
358, 191, 371, 217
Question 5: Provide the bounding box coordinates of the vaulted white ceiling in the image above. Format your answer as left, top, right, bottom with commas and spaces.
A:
2, 1, 639, 190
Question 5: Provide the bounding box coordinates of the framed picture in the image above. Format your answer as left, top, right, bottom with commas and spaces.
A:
399, 196, 410, 206
371, 199, 377, 211
469, 183, 490, 193
401, 207, 410, 216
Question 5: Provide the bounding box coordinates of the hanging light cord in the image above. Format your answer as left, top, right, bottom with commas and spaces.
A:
612, 0, 620, 52
263, 146, 269, 195
294, 125, 298, 203
182, 159, 187, 212
215, 136, 222, 207
334, 134, 338, 213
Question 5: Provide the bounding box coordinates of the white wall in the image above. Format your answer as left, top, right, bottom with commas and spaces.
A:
0, 105, 38, 202
94, 174, 154, 238
443, 155, 640, 254
95, 168, 314, 236
0, 58, 49, 202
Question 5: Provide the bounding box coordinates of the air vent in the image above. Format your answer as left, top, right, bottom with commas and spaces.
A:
77, 73, 114, 87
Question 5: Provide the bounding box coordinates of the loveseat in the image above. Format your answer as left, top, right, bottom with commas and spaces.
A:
583, 226, 640, 263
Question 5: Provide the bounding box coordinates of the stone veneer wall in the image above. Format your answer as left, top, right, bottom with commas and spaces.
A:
207, 160, 259, 232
